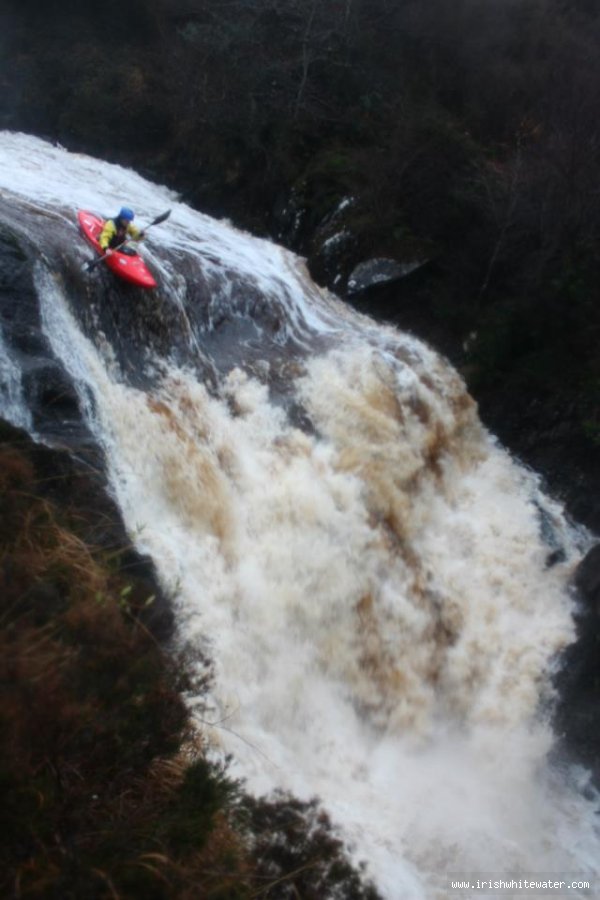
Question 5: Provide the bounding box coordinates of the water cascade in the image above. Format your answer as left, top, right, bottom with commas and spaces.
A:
0, 133, 598, 898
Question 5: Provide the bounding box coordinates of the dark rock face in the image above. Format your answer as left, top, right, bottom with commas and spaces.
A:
22, 357, 83, 434
347, 258, 426, 295
475, 391, 600, 537
553, 543, 600, 785
574, 543, 600, 611
0, 221, 92, 448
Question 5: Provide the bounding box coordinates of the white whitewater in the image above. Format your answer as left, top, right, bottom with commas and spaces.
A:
0, 325, 32, 431
0, 133, 598, 899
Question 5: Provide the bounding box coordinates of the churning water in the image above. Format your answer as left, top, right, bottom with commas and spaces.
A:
0, 133, 598, 898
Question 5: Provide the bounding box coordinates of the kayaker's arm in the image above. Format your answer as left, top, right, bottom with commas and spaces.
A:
98, 219, 116, 251
126, 222, 142, 241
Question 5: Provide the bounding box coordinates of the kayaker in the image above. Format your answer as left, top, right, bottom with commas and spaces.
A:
98, 207, 145, 255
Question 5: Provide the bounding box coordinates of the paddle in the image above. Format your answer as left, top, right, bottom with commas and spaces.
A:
85, 209, 171, 271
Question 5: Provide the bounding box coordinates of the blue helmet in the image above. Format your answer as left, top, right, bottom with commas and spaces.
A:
118, 206, 135, 221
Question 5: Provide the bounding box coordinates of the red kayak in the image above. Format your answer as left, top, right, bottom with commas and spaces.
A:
78, 210, 158, 289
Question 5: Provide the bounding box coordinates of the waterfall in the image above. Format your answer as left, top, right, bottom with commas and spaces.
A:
0, 133, 598, 898
0, 325, 32, 431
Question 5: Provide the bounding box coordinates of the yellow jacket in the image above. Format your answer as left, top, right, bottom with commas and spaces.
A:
98, 218, 141, 251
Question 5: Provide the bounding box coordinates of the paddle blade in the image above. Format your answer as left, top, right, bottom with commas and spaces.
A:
148, 209, 171, 228
85, 255, 105, 271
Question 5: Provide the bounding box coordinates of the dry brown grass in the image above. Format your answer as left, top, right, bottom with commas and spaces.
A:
0, 435, 254, 899
0, 428, 380, 899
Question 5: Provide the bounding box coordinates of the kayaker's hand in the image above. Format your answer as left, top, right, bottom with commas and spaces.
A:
104, 248, 113, 256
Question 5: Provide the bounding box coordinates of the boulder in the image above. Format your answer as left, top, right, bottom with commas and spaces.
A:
347, 258, 427, 295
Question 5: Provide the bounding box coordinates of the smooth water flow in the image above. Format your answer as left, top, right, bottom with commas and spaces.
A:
0, 133, 598, 898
